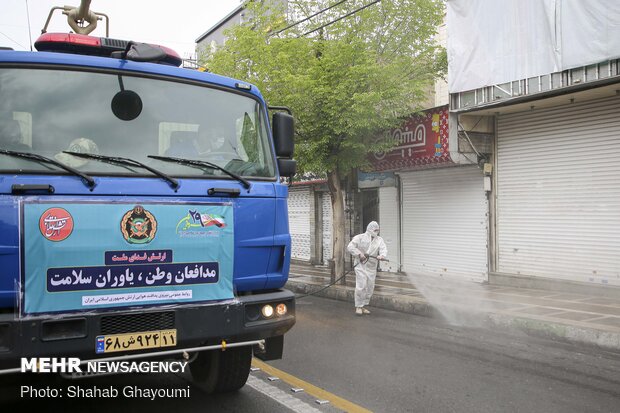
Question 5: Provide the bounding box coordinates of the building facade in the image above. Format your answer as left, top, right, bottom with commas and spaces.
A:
196, 3, 248, 55
288, 180, 333, 266
353, 104, 488, 281
195, 1, 288, 57
195, 3, 493, 284
448, 0, 620, 293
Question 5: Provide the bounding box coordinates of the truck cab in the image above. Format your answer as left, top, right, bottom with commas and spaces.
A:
0, 24, 296, 393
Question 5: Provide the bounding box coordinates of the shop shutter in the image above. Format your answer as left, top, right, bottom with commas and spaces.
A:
321, 192, 333, 262
378, 186, 400, 272
400, 166, 488, 281
287, 187, 312, 261
497, 95, 620, 285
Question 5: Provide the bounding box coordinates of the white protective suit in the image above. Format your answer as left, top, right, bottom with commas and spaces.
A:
347, 221, 388, 308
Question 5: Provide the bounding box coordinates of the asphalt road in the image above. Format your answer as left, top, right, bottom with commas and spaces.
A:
273, 296, 620, 413
3, 295, 620, 412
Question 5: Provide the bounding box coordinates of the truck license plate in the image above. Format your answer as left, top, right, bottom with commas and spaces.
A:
96, 329, 177, 354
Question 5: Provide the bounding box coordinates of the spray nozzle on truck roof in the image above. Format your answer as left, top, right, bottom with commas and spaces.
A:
35, 1, 182, 67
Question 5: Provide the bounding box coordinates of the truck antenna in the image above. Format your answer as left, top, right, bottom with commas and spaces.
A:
25, 0, 33, 50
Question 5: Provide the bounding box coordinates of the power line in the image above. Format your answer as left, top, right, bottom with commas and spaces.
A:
0, 31, 28, 50
299, 0, 381, 38
272, 0, 349, 36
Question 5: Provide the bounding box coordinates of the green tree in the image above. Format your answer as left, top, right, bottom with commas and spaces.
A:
203, 0, 446, 281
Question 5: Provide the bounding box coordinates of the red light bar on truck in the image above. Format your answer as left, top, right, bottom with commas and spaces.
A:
34, 33, 183, 67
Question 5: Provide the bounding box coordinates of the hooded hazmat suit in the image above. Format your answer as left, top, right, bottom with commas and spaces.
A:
347, 221, 388, 310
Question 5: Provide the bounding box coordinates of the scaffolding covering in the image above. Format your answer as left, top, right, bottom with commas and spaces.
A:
447, 0, 620, 93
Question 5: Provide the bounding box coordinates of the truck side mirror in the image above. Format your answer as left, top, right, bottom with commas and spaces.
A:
272, 112, 294, 158
277, 158, 297, 177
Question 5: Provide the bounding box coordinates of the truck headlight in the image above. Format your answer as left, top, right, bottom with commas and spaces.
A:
261, 305, 274, 318
276, 303, 287, 316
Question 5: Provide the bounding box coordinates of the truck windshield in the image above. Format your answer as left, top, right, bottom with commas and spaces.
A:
0, 67, 276, 179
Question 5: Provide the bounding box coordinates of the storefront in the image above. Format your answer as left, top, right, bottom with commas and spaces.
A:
288, 182, 333, 265
288, 185, 312, 261
399, 166, 488, 281
357, 171, 400, 272
495, 94, 620, 287
368, 106, 489, 280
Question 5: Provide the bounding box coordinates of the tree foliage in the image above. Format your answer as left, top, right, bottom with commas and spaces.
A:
203, 0, 446, 176
202, 0, 446, 279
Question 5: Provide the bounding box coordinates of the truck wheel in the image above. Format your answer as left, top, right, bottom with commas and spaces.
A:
190, 345, 252, 393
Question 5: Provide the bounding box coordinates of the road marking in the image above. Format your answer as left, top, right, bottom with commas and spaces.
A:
247, 376, 322, 413
252, 359, 373, 413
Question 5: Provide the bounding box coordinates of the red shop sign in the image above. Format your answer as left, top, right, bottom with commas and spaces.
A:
371, 106, 451, 171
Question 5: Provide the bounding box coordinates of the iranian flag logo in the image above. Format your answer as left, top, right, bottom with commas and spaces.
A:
189, 210, 226, 228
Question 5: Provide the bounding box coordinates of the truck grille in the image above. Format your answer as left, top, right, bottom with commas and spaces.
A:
100, 312, 175, 335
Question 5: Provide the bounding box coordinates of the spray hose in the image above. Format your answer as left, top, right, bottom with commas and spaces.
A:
295, 255, 388, 300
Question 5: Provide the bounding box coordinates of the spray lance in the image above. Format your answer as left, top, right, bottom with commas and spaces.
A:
296, 255, 389, 299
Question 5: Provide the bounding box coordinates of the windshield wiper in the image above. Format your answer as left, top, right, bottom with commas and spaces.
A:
148, 155, 251, 190
63, 151, 179, 190
0, 149, 96, 189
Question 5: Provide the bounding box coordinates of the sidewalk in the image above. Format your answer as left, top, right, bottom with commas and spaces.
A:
287, 262, 620, 351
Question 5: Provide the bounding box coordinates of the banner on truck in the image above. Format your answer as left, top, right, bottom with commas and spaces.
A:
22, 201, 234, 315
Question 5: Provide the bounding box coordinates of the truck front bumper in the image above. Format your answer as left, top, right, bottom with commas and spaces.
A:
0, 289, 295, 371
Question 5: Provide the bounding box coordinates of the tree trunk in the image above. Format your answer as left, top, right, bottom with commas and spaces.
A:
327, 168, 346, 285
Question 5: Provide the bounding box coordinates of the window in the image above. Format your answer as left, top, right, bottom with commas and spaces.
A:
0, 68, 276, 179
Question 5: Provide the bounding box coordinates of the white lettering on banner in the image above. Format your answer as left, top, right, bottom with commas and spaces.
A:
374, 124, 428, 161
49, 264, 217, 290
394, 124, 426, 148
43, 215, 68, 237
49, 270, 94, 287
109, 252, 167, 263
82, 290, 192, 306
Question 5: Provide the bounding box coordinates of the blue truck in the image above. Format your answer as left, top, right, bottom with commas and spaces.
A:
0, 6, 296, 393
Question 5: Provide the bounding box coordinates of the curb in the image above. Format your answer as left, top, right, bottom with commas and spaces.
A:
487, 314, 620, 351
287, 280, 620, 352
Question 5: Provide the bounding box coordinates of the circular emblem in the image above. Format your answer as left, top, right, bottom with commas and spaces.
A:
121, 205, 157, 244
39, 207, 74, 242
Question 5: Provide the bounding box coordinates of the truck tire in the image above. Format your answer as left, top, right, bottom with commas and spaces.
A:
190, 345, 252, 393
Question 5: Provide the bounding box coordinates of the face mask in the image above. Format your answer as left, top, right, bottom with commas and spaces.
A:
371, 229, 379, 238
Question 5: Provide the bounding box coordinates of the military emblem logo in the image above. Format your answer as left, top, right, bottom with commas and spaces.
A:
120, 205, 157, 244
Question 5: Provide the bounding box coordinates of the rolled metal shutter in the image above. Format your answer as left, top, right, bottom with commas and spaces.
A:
287, 187, 311, 261
496, 95, 620, 285
378, 186, 400, 272
321, 192, 333, 262
400, 166, 488, 281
